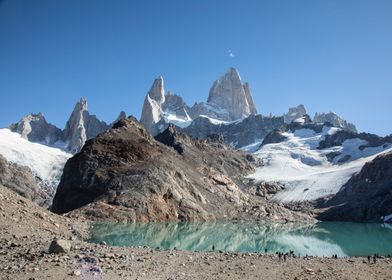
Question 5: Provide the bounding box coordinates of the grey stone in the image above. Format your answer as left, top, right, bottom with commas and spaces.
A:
0, 154, 49, 206
49, 239, 71, 254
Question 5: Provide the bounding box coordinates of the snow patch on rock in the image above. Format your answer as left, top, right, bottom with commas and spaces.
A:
0, 129, 72, 189
248, 126, 392, 203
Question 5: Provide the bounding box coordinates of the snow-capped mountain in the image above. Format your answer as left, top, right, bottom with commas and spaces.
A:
9, 98, 125, 154
2, 98, 125, 198
248, 121, 392, 203
140, 67, 258, 136
139, 68, 358, 151
2, 67, 386, 215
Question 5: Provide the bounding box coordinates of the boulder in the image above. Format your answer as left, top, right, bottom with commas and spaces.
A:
49, 239, 71, 254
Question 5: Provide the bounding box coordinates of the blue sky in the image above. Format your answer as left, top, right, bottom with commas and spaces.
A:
0, 0, 391, 135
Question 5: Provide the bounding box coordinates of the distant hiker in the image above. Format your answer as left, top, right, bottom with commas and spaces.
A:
212, 245, 215, 251
373, 254, 377, 264
265, 249, 268, 253
367, 256, 371, 263
284, 253, 287, 262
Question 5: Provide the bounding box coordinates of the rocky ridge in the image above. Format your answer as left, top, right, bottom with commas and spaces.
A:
314, 112, 357, 133
10, 98, 125, 154
140, 68, 258, 136
52, 117, 310, 223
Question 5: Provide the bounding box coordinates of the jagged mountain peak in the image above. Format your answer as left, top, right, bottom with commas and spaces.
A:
9, 112, 62, 145
148, 76, 165, 103
314, 111, 357, 133
140, 68, 259, 135
207, 67, 257, 121
283, 104, 307, 124
63, 98, 109, 154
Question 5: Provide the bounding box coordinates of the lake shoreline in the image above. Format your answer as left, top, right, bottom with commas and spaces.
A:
2, 186, 392, 279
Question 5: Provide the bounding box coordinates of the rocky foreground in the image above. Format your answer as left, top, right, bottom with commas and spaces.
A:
1, 186, 392, 280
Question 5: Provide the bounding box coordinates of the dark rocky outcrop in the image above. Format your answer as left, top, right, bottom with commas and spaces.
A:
319, 131, 392, 150
52, 117, 255, 222
183, 114, 285, 148
261, 129, 287, 145
317, 151, 392, 222
0, 155, 49, 206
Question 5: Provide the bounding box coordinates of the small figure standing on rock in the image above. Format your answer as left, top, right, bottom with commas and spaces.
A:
212, 245, 215, 251
373, 254, 377, 264
367, 256, 371, 263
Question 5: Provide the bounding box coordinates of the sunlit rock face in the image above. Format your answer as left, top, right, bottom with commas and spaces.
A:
139, 68, 258, 135
140, 76, 166, 136
283, 104, 307, 124
207, 67, 256, 121
62, 98, 110, 154
10, 98, 116, 154
9, 113, 62, 145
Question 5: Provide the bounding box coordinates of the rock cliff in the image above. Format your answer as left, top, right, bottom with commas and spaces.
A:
0, 154, 49, 206
207, 68, 256, 120
62, 98, 110, 154
318, 151, 392, 222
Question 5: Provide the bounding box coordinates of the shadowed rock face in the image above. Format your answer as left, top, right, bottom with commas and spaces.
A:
0, 155, 49, 206
318, 151, 392, 222
52, 117, 255, 222
182, 114, 285, 149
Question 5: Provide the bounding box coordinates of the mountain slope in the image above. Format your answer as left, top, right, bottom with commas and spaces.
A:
317, 151, 392, 222
52, 117, 253, 221
248, 124, 392, 203
52, 117, 311, 223
0, 129, 72, 193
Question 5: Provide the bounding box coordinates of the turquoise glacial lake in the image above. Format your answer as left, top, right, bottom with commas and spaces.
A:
90, 221, 392, 257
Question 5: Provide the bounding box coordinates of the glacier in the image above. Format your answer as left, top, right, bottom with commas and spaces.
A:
249, 126, 392, 202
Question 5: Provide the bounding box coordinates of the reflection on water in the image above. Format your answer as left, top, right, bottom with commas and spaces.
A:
90, 221, 392, 257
